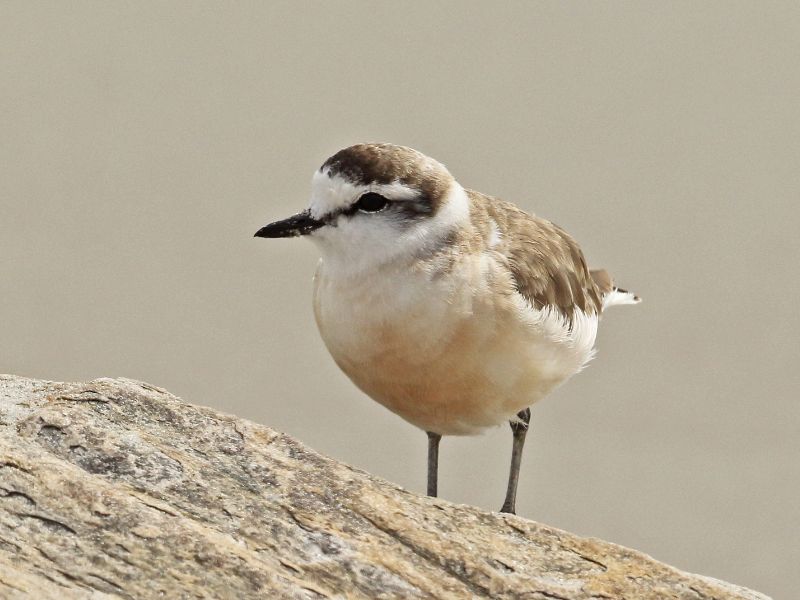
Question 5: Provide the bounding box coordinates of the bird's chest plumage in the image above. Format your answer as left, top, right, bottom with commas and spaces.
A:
312, 257, 593, 435
313, 262, 461, 374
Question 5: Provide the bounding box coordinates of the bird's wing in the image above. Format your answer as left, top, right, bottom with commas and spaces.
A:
472, 191, 603, 325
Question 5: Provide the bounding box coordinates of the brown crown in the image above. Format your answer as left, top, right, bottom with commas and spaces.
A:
321, 144, 454, 214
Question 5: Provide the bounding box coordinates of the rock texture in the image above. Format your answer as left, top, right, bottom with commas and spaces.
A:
0, 375, 770, 600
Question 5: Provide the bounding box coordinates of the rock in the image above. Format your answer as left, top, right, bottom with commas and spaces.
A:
0, 375, 770, 600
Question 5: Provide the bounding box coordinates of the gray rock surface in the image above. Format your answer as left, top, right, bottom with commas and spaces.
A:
0, 375, 771, 599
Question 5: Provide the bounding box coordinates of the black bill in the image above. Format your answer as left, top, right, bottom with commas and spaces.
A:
254, 210, 324, 238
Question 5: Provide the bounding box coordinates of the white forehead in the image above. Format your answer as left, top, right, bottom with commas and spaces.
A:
308, 169, 420, 220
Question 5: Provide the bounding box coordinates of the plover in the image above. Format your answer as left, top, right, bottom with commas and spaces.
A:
255, 143, 639, 514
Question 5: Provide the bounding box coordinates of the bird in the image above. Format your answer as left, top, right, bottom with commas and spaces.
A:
254, 143, 639, 514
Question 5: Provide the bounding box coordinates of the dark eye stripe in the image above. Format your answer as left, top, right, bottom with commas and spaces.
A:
327, 190, 431, 225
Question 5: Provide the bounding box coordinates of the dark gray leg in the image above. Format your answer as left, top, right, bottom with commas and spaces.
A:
500, 408, 531, 514
426, 431, 442, 497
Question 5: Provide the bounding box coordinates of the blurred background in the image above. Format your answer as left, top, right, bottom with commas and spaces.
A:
2, 2, 797, 597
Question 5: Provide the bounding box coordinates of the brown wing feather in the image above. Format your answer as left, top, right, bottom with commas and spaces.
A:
469, 191, 603, 325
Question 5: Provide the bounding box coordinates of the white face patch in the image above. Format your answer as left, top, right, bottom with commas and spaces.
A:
308, 178, 470, 278
308, 169, 419, 220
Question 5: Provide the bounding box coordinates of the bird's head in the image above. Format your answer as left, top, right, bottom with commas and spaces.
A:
255, 143, 470, 274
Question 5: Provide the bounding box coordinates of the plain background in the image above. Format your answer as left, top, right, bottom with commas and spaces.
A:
2, 2, 797, 597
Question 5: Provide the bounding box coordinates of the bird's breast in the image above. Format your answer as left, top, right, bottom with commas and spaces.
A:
313, 261, 460, 370
312, 257, 594, 435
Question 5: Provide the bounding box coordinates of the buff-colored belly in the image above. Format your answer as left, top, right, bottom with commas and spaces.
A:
313, 261, 592, 436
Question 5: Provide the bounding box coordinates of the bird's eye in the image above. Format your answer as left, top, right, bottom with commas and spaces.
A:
355, 192, 389, 213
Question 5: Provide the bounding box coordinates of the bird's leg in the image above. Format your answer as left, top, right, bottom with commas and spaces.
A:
500, 408, 531, 514
426, 431, 442, 497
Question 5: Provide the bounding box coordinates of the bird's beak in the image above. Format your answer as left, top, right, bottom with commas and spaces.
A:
254, 210, 324, 238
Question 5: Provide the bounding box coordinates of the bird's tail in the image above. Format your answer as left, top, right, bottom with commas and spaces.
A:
590, 269, 641, 310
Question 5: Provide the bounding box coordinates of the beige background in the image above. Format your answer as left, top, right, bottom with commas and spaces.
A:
2, 2, 798, 597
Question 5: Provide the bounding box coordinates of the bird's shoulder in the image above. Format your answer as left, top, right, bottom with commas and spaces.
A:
465, 189, 603, 322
